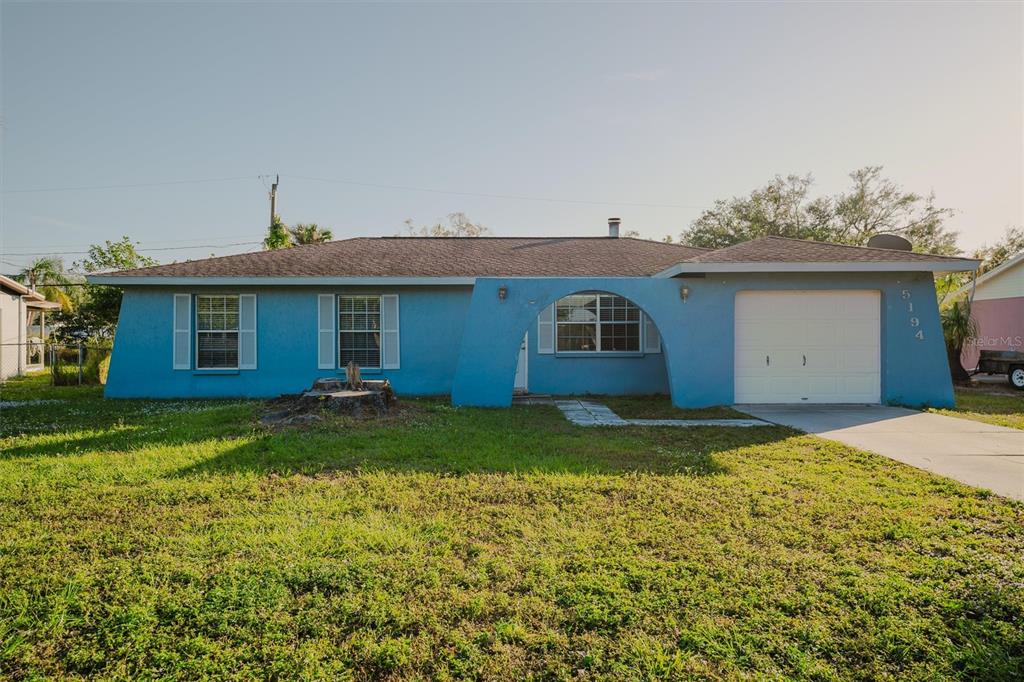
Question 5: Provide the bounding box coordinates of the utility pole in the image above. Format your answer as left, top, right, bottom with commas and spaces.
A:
269, 174, 279, 225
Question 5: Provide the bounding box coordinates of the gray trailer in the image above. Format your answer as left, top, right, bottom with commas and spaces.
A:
975, 350, 1024, 389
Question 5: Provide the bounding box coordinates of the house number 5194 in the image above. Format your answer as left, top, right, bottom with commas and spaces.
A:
902, 289, 924, 340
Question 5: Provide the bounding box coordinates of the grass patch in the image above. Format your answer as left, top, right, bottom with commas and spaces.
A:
929, 388, 1024, 430
597, 395, 750, 420
1, 376, 1022, 679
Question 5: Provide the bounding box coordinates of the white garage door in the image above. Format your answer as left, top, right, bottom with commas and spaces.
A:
734, 290, 880, 404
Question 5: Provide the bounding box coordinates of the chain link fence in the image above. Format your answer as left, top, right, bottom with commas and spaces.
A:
0, 343, 112, 385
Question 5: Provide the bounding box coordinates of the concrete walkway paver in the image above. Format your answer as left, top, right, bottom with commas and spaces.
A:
738, 405, 1024, 501
554, 400, 769, 428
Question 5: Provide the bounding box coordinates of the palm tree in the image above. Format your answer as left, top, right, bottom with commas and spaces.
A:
14, 257, 75, 310
288, 223, 333, 245
941, 298, 979, 383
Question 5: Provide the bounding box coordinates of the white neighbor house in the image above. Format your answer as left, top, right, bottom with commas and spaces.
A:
0, 274, 61, 381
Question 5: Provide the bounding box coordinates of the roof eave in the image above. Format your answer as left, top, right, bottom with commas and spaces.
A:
949, 251, 1024, 299
87, 275, 481, 286
654, 260, 981, 277
25, 299, 62, 310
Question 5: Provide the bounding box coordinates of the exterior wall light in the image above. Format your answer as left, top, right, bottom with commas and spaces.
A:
498, 285, 508, 301
679, 285, 690, 302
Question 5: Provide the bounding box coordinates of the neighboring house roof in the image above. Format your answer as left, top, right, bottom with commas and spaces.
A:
950, 250, 1024, 300
656, 236, 978, 276
90, 237, 709, 281
87, 234, 980, 285
0, 274, 61, 309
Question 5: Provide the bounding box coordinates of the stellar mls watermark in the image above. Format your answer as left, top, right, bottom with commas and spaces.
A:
967, 336, 1024, 349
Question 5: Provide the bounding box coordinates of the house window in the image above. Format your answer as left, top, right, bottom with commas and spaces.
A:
196, 295, 240, 369
556, 294, 641, 352
339, 295, 381, 368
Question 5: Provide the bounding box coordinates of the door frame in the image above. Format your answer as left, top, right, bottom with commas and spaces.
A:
514, 331, 528, 394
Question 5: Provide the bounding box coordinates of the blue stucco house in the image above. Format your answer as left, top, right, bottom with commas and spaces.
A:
90, 222, 978, 408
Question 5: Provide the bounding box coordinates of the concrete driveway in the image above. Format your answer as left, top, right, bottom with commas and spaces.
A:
737, 405, 1024, 501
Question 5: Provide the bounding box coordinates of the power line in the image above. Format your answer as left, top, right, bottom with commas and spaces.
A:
284, 173, 706, 210
6, 241, 261, 257
2, 233, 261, 254
0, 175, 261, 194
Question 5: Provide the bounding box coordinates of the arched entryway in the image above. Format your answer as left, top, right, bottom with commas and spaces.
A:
451, 277, 688, 407
511, 290, 667, 397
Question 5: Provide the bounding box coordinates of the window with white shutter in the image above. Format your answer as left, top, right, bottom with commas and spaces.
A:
537, 303, 554, 354
317, 294, 335, 369
381, 295, 400, 369
173, 294, 191, 370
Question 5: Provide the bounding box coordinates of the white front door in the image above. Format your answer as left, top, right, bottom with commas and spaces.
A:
513, 333, 528, 393
734, 290, 881, 404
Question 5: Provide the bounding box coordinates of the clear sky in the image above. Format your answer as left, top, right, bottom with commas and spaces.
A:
1, 1, 1021, 273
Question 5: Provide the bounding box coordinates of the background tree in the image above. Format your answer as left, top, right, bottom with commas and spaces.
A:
263, 215, 293, 250
288, 223, 333, 245
401, 212, 489, 237
972, 226, 1024, 275
680, 167, 958, 255
940, 299, 978, 384
936, 226, 1024, 304
53, 237, 157, 339
13, 257, 78, 310
831, 167, 958, 255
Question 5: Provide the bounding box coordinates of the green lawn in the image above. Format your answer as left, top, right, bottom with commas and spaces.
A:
1, 375, 1022, 680
596, 395, 749, 420
929, 388, 1024, 430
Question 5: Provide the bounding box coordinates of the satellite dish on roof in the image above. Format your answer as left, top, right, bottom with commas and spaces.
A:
866, 234, 913, 251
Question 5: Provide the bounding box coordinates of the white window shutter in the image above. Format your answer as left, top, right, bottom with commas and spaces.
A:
381, 294, 400, 369
173, 294, 191, 370
643, 313, 662, 354
317, 294, 335, 369
537, 303, 555, 354
239, 294, 257, 369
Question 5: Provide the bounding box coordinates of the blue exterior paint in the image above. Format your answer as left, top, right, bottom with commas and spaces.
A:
526, 348, 669, 396
105, 271, 954, 408
107, 286, 474, 398
449, 273, 953, 408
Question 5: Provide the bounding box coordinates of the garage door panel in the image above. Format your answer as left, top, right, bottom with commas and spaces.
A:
804, 348, 839, 371
805, 322, 838, 346
806, 375, 839, 396
735, 320, 794, 347
771, 349, 805, 370
768, 376, 804, 397
735, 290, 880, 404
842, 348, 879, 372
841, 295, 881, 318
838, 321, 879, 345
735, 348, 769, 370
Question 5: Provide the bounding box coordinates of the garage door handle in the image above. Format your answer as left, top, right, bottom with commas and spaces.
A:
766, 355, 770, 367
803, 355, 806, 366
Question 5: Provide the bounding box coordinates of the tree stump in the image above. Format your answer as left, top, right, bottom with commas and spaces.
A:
345, 361, 364, 390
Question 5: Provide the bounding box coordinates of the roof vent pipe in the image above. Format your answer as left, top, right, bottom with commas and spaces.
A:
608, 217, 621, 238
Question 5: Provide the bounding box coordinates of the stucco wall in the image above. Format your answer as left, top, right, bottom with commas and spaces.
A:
961, 296, 1024, 370
0, 293, 24, 380
526, 346, 669, 396
106, 286, 474, 398
105, 285, 669, 399
451, 272, 953, 408
105, 272, 953, 407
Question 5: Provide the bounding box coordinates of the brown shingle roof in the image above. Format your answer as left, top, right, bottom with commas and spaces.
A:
100, 237, 709, 278
684, 235, 975, 265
